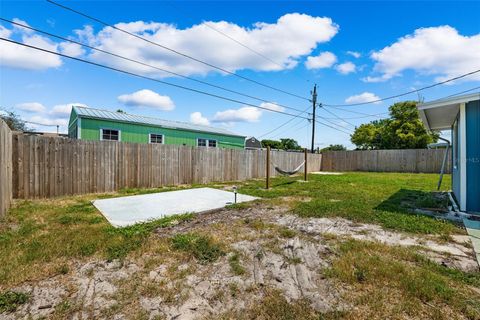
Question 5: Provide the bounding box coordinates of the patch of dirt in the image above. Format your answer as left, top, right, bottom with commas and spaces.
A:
2, 204, 477, 319
274, 214, 478, 272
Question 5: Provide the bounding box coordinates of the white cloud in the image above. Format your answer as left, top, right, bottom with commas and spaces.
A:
346, 51, 361, 58
367, 25, 480, 82
335, 62, 356, 74
118, 89, 175, 111
345, 92, 381, 104
51, 103, 88, 116
305, 52, 337, 70
28, 115, 69, 127
84, 13, 338, 76
16, 102, 46, 113
0, 25, 12, 38
59, 42, 85, 57
212, 106, 262, 123
0, 19, 63, 70
259, 102, 285, 112
190, 112, 210, 126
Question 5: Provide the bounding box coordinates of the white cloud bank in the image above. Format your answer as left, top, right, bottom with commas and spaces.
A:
346, 51, 361, 58
190, 112, 210, 126
345, 92, 381, 104
305, 52, 337, 70
335, 62, 356, 74
16, 102, 46, 113
0, 18, 84, 70
258, 102, 285, 112
118, 89, 175, 110
365, 25, 480, 82
84, 13, 338, 77
212, 107, 262, 123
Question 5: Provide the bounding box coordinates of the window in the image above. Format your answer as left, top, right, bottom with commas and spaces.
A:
197, 138, 217, 148
197, 138, 207, 147
208, 140, 217, 148
149, 133, 163, 144
101, 129, 120, 141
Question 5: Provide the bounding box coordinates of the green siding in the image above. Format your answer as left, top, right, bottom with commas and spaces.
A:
79, 118, 245, 149
68, 119, 77, 138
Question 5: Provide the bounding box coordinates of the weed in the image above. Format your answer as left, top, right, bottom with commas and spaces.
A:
228, 253, 245, 275
0, 291, 29, 313
171, 233, 224, 263
278, 227, 296, 238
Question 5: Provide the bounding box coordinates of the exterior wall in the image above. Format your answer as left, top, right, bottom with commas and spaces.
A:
466, 100, 480, 213
78, 118, 245, 149
68, 119, 77, 138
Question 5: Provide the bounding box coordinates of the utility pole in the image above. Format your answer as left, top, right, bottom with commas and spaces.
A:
310, 84, 317, 153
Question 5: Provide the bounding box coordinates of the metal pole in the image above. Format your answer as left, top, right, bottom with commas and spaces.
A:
437, 137, 451, 191
304, 148, 307, 181
266, 146, 270, 189
311, 84, 317, 153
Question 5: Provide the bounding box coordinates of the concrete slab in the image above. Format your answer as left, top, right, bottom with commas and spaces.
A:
463, 218, 480, 266
93, 187, 258, 227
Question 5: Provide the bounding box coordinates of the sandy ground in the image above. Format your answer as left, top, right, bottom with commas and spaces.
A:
1, 205, 477, 320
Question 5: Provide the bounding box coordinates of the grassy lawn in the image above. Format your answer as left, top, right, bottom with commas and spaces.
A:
236, 172, 461, 235
0, 172, 479, 319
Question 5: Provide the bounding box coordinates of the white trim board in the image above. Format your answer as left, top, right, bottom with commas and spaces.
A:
460, 102, 467, 211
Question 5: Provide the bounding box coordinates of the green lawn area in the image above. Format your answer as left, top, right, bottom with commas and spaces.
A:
236, 172, 461, 235
0, 172, 462, 289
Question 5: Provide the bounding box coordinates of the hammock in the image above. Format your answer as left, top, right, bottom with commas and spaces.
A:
272, 161, 305, 176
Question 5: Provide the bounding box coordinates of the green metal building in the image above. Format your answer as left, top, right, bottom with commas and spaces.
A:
68, 106, 246, 149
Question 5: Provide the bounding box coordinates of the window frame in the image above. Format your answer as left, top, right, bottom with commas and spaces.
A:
149, 133, 164, 144
100, 128, 121, 141
197, 138, 217, 148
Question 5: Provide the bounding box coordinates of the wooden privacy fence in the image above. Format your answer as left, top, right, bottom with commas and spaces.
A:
0, 120, 13, 217
12, 134, 322, 199
321, 149, 451, 173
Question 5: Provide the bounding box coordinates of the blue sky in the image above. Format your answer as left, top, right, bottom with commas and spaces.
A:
1, 0, 479, 148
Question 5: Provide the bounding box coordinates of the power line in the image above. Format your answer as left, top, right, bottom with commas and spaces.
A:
317, 104, 356, 128
323, 69, 480, 107
1, 37, 312, 121
46, 0, 311, 102
258, 106, 310, 138
2, 18, 306, 114
269, 118, 308, 140
438, 86, 480, 99
200, 20, 311, 83
323, 104, 389, 118
315, 119, 352, 135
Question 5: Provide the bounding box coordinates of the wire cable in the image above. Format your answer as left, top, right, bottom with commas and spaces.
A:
258, 106, 310, 138
317, 104, 356, 128
46, 0, 311, 102
323, 69, 480, 107
1, 37, 312, 121
2, 18, 306, 114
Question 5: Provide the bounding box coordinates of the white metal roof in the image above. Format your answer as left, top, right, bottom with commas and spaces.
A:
418, 93, 480, 131
72, 106, 245, 137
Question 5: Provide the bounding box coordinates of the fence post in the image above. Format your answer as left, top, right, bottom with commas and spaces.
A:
266, 146, 270, 189
304, 148, 307, 181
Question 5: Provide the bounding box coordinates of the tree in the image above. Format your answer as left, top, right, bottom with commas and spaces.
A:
350, 101, 438, 150
0, 109, 30, 131
260, 138, 303, 151
321, 144, 347, 152
279, 138, 302, 151
261, 139, 282, 149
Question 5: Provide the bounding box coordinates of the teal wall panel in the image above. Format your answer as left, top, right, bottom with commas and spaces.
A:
466, 100, 480, 213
